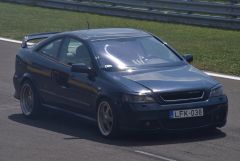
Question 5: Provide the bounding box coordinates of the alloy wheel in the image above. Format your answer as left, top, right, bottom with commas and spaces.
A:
20, 84, 34, 116
97, 101, 114, 136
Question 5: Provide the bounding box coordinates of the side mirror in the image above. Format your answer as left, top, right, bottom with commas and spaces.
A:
71, 64, 93, 74
183, 54, 193, 63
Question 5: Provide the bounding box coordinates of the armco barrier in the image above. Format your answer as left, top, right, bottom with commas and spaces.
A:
2, 0, 240, 30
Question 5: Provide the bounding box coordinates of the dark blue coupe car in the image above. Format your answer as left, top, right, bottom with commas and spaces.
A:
13, 28, 228, 138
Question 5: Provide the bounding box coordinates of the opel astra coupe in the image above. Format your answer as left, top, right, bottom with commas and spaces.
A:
13, 28, 228, 138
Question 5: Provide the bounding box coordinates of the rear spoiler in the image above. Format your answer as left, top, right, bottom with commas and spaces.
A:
21, 32, 60, 48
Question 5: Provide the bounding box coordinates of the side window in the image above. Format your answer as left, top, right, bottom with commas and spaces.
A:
59, 38, 92, 66
39, 39, 62, 58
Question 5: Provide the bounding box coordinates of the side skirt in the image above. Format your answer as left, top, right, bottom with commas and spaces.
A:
42, 103, 96, 122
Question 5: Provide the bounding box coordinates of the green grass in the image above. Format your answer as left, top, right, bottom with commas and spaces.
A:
0, 2, 240, 75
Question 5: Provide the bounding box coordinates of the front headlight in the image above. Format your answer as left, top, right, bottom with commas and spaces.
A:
210, 85, 224, 97
122, 94, 155, 103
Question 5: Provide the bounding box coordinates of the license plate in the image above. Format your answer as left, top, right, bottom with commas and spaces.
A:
169, 108, 204, 119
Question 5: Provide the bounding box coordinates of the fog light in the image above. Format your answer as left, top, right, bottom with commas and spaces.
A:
215, 115, 220, 121
145, 121, 151, 126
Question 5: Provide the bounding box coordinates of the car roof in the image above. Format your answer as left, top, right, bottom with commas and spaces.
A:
62, 28, 150, 41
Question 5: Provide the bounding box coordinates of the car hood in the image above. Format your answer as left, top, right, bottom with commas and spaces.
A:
106, 64, 218, 93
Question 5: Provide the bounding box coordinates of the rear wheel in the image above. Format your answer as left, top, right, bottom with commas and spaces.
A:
20, 80, 42, 118
97, 99, 119, 138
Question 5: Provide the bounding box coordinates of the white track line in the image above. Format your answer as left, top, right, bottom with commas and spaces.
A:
134, 150, 177, 161
205, 71, 240, 81
0, 37, 240, 81
0, 37, 22, 44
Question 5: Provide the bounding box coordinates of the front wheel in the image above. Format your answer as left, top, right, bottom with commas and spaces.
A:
97, 100, 119, 138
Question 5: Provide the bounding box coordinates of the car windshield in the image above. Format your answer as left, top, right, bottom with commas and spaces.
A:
92, 36, 182, 70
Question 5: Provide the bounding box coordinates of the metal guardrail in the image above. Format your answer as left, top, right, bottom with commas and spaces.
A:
2, 0, 240, 30
90, 0, 240, 17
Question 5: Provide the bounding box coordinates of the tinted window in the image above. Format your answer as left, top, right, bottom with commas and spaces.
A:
92, 36, 181, 70
39, 39, 62, 58
59, 38, 92, 66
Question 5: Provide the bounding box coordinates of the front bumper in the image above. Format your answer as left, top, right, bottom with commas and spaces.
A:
118, 95, 228, 132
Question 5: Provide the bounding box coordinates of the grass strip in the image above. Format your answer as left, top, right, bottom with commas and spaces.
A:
0, 2, 239, 75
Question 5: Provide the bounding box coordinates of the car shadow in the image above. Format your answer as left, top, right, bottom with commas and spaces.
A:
8, 110, 226, 147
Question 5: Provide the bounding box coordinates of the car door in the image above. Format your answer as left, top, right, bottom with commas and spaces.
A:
53, 37, 97, 115
30, 38, 64, 106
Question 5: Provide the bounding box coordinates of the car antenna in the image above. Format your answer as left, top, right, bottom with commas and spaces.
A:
86, 17, 90, 29
87, 20, 90, 29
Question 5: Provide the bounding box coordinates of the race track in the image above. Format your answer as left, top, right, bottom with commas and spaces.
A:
0, 40, 240, 161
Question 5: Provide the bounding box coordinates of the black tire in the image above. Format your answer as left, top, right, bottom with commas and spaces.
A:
97, 99, 119, 138
20, 80, 43, 118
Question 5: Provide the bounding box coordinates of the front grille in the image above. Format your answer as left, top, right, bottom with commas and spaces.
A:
159, 90, 204, 103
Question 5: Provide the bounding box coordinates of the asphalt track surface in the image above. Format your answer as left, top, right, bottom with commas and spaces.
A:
0, 40, 240, 161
